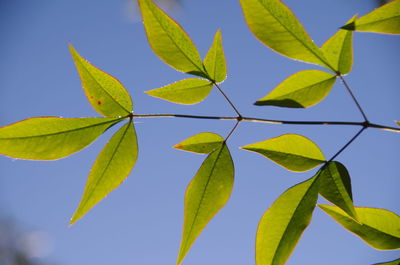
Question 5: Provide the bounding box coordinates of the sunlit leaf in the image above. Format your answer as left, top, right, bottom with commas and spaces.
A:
239, 0, 333, 70
204, 30, 227, 83
374, 258, 400, 265
256, 175, 319, 265
138, 0, 205, 75
70, 121, 138, 224
255, 70, 336, 108
145, 78, 213, 104
321, 16, 356, 75
174, 132, 224, 154
341, 0, 400, 35
319, 205, 400, 250
69, 45, 133, 117
318, 161, 357, 220
242, 134, 326, 172
177, 142, 234, 264
0, 117, 122, 160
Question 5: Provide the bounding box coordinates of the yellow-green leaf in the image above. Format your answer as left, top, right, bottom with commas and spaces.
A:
374, 258, 400, 265
0, 117, 122, 160
321, 16, 356, 75
177, 142, 234, 264
318, 162, 357, 220
70, 121, 138, 224
204, 30, 227, 83
255, 70, 336, 108
145, 78, 213, 104
319, 205, 400, 250
69, 45, 133, 117
256, 175, 319, 265
174, 132, 224, 154
138, 0, 204, 75
241, 134, 326, 172
239, 0, 333, 70
341, 0, 400, 35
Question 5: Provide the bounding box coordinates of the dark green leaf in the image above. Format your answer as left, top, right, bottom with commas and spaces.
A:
255, 70, 336, 108
70, 121, 138, 224
242, 134, 326, 172
318, 161, 357, 220
321, 16, 356, 75
174, 132, 224, 154
239, 0, 333, 70
204, 30, 227, 83
341, 0, 400, 35
0, 117, 122, 160
373, 258, 400, 265
145, 78, 213, 104
256, 175, 319, 265
319, 205, 400, 250
137, 0, 204, 75
69, 44, 133, 117
177, 142, 234, 264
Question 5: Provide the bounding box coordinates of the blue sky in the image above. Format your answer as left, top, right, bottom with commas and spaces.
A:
0, 0, 399, 264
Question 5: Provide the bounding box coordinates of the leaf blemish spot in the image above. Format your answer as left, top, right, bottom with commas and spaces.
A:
97, 100, 102, 105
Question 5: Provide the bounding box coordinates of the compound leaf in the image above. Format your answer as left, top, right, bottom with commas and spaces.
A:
321, 16, 356, 75
138, 0, 204, 75
69, 45, 133, 117
0, 117, 122, 160
318, 161, 357, 220
319, 205, 400, 250
145, 78, 213, 104
256, 175, 319, 265
70, 121, 138, 225
341, 0, 400, 35
204, 30, 227, 83
177, 142, 234, 264
374, 258, 400, 265
239, 0, 333, 70
255, 70, 336, 108
174, 132, 224, 154
242, 134, 326, 172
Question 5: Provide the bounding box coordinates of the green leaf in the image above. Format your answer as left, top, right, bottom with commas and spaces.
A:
69, 44, 133, 117
341, 0, 400, 35
137, 0, 205, 75
374, 258, 400, 265
255, 70, 336, 108
204, 30, 227, 83
241, 134, 326, 172
239, 0, 333, 70
145, 78, 213, 104
0, 117, 122, 160
177, 142, 234, 264
70, 121, 138, 224
256, 175, 319, 265
321, 16, 356, 75
319, 205, 400, 250
174, 132, 224, 154
318, 162, 357, 220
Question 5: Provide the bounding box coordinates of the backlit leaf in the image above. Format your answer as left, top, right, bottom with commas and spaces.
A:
0, 117, 122, 160
319, 205, 400, 250
69, 45, 133, 117
204, 30, 227, 83
145, 78, 213, 104
255, 70, 336, 108
239, 0, 333, 70
70, 121, 138, 224
374, 258, 400, 265
138, 0, 205, 75
341, 0, 400, 35
174, 132, 224, 154
177, 142, 234, 264
321, 16, 356, 75
318, 162, 357, 220
256, 175, 319, 265
242, 134, 326, 172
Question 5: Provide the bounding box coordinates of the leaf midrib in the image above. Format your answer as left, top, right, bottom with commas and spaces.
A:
247, 148, 325, 165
